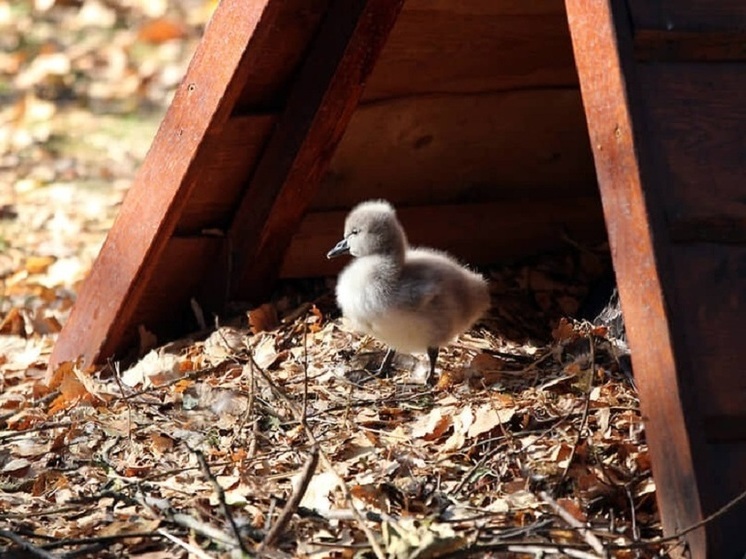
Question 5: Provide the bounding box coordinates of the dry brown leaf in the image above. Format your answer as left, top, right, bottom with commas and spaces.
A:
299, 471, 337, 514
248, 303, 279, 334
31, 312, 63, 335
467, 403, 515, 438
0, 308, 26, 336
150, 433, 174, 456
556, 497, 587, 522
350, 484, 386, 509
308, 304, 324, 333
137, 18, 189, 44
2, 458, 31, 477
32, 470, 68, 497
24, 255, 56, 274
411, 407, 453, 441
120, 349, 180, 387
253, 334, 281, 369
552, 318, 577, 342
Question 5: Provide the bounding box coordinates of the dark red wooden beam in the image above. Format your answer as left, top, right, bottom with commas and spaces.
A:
220, 0, 406, 304
566, 1, 714, 556
50, 0, 287, 369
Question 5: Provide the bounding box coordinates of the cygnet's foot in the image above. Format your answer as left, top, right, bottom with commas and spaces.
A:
425, 347, 439, 386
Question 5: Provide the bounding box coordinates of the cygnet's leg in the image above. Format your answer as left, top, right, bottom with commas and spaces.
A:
375, 347, 396, 376
426, 347, 439, 385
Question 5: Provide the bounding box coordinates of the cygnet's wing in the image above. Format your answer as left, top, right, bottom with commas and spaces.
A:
395, 250, 449, 310
401, 248, 490, 323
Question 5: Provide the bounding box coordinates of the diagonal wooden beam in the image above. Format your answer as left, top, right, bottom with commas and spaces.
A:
565, 0, 708, 556
49, 0, 309, 369
220, 0, 406, 304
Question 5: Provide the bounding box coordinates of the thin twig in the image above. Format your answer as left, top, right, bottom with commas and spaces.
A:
135, 489, 239, 549
0, 390, 60, 428
0, 530, 60, 559
557, 331, 595, 490
193, 448, 251, 556
260, 445, 319, 550
158, 527, 215, 559
108, 359, 133, 441
650, 485, 746, 544
434, 539, 605, 559
449, 441, 509, 496
38, 531, 166, 550
171, 513, 238, 547
624, 484, 640, 543
540, 491, 606, 556
302, 318, 309, 423
113, 365, 228, 401
249, 353, 387, 559
0, 420, 73, 442
508, 544, 603, 559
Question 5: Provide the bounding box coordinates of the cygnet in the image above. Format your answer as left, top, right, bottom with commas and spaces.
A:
327, 199, 490, 383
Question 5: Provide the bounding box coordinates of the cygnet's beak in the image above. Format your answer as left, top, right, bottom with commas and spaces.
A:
326, 238, 350, 259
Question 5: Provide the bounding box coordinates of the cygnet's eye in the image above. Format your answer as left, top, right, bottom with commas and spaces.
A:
349, 228, 360, 236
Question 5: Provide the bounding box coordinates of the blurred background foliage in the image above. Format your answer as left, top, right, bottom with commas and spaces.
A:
0, 0, 213, 338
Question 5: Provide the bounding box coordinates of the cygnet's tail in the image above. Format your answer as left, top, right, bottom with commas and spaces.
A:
464, 271, 491, 326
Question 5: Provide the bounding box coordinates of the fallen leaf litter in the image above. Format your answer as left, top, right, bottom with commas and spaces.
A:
1, 261, 675, 558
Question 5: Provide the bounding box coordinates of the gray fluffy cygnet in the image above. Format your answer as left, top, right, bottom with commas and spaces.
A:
327, 199, 490, 383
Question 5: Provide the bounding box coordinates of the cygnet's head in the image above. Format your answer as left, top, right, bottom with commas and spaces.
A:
327, 200, 408, 259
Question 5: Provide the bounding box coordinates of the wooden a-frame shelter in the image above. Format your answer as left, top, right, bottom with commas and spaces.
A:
50, 0, 746, 556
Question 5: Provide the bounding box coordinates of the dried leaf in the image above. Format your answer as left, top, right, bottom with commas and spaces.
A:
552, 318, 577, 342
0, 308, 26, 336
3, 458, 31, 477
137, 18, 188, 44
248, 303, 279, 334
411, 408, 452, 441
467, 403, 515, 438
120, 349, 180, 387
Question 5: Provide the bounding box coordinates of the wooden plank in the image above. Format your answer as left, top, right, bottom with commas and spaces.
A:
668, 245, 746, 419
403, 0, 567, 16
176, 114, 277, 233
706, 444, 746, 552
634, 64, 746, 226
232, 0, 329, 111
634, 30, 746, 62
280, 198, 606, 278
363, 1, 578, 101
128, 236, 224, 349
669, 216, 746, 244
49, 0, 296, 368
627, 0, 746, 32
310, 90, 597, 211
221, 0, 406, 304
705, 417, 746, 443
565, 1, 709, 555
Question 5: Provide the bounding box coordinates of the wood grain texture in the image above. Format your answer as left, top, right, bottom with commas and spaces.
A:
635, 64, 746, 225
634, 30, 746, 62
224, 0, 406, 304
232, 0, 329, 111
130, 236, 224, 344
363, 0, 577, 100
627, 0, 746, 32
669, 245, 746, 419
706, 443, 746, 554
50, 0, 282, 369
280, 197, 606, 277
566, 0, 709, 555
310, 90, 597, 211
176, 114, 277, 233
